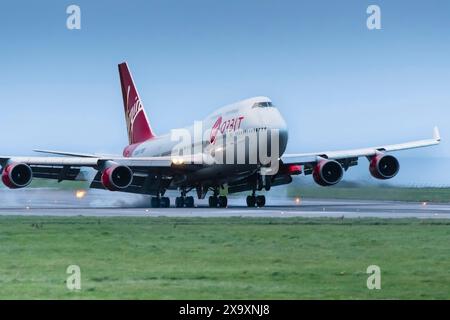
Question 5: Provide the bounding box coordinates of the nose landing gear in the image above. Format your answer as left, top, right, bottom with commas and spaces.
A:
256, 195, 266, 207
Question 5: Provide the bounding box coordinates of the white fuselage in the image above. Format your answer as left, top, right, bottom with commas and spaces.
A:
126, 97, 289, 167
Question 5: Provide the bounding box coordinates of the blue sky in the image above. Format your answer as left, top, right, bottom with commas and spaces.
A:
0, 0, 449, 184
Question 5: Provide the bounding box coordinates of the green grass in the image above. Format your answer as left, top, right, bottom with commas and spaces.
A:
287, 186, 450, 203
0, 216, 449, 299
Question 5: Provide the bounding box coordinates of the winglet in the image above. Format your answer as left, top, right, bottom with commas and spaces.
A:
433, 126, 441, 142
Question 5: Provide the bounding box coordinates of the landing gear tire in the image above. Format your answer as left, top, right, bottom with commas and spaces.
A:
246, 195, 256, 207
185, 196, 195, 208
175, 197, 184, 208
151, 197, 161, 208
160, 197, 170, 208
208, 196, 218, 208
256, 195, 266, 207
218, 196, 228, 208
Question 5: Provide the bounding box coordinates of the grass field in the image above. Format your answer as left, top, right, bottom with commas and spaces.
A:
287, 185, 450, 203
0, 216, 448, 299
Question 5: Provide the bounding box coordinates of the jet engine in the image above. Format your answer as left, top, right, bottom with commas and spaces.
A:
1, 162, 33, 189
313, 160, 344, 186
101, 163, 133, 191
369, 154, 400, 180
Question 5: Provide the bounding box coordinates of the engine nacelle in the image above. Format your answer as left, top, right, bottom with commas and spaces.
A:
101, 163, 133, 191
313, 160, 344, 186
369, 154, 400, 180
1, 162, 33, 189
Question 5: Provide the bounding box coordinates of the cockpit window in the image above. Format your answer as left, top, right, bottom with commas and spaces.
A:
252, 101, 274, 108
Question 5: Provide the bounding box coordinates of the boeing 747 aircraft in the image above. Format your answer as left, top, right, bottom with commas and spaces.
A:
0, 63, 441, 208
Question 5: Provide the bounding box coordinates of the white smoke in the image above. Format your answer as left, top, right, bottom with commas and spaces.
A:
0, 188, 152, 209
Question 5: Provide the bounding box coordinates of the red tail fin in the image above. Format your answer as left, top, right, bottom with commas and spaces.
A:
118, 62, 155, 145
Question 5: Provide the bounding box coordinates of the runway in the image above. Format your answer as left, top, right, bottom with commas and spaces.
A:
0, 189, 449, 219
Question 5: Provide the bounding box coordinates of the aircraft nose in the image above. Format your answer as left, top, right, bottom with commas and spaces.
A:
278, 129, 288, 155
266, 110, 288, 155
255, 106, 288, 156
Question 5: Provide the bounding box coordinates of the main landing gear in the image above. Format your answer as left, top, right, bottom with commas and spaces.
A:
150, 195, 195, 208
208, 195, 228, 208
149, 189, 196, 208
150, 196, 170, 208
246, 194, 266, 207
175, 196, 195, 208
246, 173, 269, 207
174, 189, 195, 208
207, 188, 227, 208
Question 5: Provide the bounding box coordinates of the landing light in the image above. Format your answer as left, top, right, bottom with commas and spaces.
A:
76, 190, 87, 199
295, 197, 301, 205
172, 157, 185, 165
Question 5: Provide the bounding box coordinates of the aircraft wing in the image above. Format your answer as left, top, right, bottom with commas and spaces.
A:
0, 156, 175, 169
32, 149, 116, 158
281, 127, 441, 173
0, 154, 202, 195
